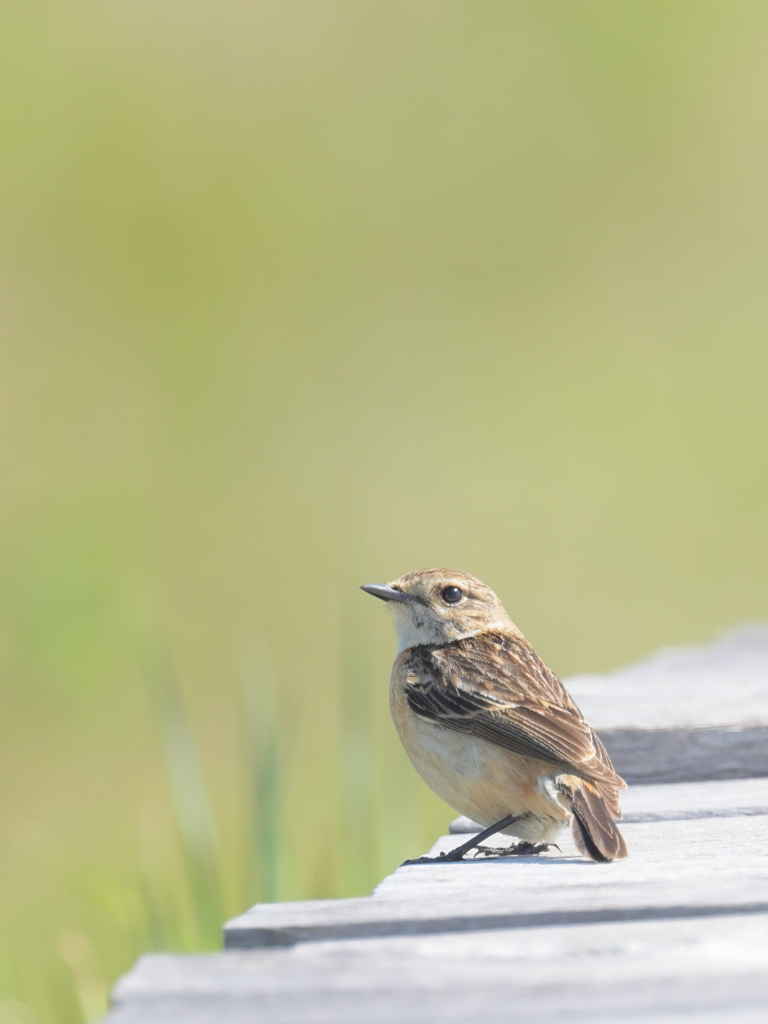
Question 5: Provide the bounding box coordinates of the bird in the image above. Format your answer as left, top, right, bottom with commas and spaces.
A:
361, 568, 627, 863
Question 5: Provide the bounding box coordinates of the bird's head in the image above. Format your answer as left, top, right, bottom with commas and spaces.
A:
361, 568, 514, 652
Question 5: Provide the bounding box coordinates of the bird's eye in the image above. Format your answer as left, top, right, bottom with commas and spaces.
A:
441, 585, 463, 604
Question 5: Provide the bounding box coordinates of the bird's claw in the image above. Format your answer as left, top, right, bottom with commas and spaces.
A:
471, 841, 558, 858
402, 841, 559, 866
401, 852, 455, 865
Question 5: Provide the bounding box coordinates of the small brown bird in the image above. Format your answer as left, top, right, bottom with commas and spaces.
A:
361, 569, 627, 863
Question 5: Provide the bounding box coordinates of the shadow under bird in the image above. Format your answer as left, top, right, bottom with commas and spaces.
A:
361, 569, 628, 863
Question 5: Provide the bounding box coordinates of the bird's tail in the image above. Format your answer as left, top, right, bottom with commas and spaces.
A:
566, 780, 628, 862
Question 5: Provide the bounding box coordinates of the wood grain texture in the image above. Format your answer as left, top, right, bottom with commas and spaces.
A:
102, 630, 768, 1024
110, 913, 768, 1023
564, 625, 768, 731
557, 625, 768, 782
222, 814, 768, 948
597, 725, 768, 783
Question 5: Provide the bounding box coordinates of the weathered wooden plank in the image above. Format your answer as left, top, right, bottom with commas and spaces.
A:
450, 775, 768, 832
103, 631, 768, 1022
596, 726, 768, 784
563, 625, 768, 782
106, 776, 768, 1022
566, 624, 768, 730
109, 912, 768, 1023
223, 813, 768, 948
103, 980, 768, 1024
617, 775, 768, 820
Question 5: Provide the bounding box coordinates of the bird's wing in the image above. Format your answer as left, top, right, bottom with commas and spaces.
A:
403, 630, 625, 791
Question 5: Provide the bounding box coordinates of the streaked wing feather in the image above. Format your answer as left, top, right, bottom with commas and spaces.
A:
405, 631, 625, 790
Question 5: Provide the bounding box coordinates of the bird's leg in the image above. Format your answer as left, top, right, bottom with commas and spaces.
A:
402, 814, 522, 865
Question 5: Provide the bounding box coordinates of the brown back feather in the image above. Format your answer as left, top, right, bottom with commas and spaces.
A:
405, 629, 626, 798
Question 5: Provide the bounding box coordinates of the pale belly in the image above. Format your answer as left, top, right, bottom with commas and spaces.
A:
391, 676, 570, 844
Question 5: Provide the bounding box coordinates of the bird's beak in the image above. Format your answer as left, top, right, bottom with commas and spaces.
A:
360, 583, 410, 603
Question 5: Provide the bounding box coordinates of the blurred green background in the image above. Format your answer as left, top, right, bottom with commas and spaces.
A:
2, 1, 768, 1020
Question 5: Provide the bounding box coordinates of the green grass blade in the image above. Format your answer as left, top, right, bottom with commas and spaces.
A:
142, 645, 223, 947
240, 646, 281, 905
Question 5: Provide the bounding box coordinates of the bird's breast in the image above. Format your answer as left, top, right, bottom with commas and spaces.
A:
389, 653, 570, 841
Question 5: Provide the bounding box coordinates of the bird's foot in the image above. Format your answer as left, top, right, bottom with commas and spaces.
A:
511, 841, 560, 856
401, 813, 531, 865
402, 845, 487, 865
472, 841, 559, 858
401, 851, 463, 866
402, 841, 559, 865
471, 843, 515, 858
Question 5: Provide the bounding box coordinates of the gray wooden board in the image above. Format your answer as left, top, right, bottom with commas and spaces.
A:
592, 725, 768, 784
563, 624, 768, 782
103, 634, 768, 1023
107, 913, 768, 1024
565, 624, 768, 730
450, 775, 768, 832
224, 812, 768, 948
